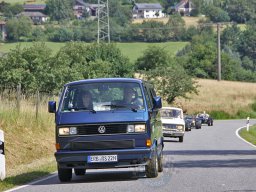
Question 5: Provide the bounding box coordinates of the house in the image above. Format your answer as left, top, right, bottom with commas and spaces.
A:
16, 12, 48, 24
23, 4, 46, 13
73, 0, 101, 19
174, 0, 194, 16
0, 21, 6, 41
132, 3, 165, 19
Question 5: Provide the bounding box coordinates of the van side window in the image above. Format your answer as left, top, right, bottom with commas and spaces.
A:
144, 86, 153, 109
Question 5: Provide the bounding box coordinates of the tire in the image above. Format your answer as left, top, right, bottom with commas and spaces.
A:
179, 136, 183, 142
146, 151, 158, 178
58, 167, 72, 182
74, 168, 86, 176
158, 148, 163, 172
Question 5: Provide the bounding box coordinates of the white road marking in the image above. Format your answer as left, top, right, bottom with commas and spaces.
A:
4, 172, 57, 192
236, 126, 256, 148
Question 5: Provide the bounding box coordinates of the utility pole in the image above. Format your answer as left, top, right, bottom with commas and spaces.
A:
217, 23, 221, 81
200, 22, 234, 81
97, 0, 110, 43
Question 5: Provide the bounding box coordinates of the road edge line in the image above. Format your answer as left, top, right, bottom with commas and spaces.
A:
4, 172, 57, 192
236, 126, 256, 149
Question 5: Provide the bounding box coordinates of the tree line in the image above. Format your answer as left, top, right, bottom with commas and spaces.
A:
0, 42, 198, 104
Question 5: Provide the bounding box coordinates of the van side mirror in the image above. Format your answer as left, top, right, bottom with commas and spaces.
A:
153, 96, 162, 109
48, 101, 56, 113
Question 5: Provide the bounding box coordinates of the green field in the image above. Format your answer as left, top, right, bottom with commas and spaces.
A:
0, 41, 188, 62
116, 42, 188, 62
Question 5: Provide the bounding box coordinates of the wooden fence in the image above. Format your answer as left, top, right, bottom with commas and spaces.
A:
0, 84, 55, 119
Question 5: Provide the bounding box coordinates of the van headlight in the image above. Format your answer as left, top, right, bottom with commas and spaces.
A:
177, 125, 184, 130
127, 124, 146, 133
59, 127, 77, 135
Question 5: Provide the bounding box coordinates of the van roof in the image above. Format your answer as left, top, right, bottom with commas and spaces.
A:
65, 78, 144, 86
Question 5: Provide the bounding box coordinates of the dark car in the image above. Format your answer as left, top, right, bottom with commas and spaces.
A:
196, 112, 213, 126
184, 115, 202, 130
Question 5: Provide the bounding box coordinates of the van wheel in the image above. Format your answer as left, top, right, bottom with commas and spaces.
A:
179, 136, 183, 142
146, 151, 158, 178
158, 149, 163, 172
58, 166, 72, 182
74, 168, 86, 176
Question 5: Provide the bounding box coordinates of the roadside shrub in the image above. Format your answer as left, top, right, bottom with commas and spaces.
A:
209, 111, 231, 120
251, 100, 256, 112
236, 110, 256, 119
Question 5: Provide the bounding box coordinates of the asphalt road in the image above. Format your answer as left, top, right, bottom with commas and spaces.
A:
8, 119, 256, 192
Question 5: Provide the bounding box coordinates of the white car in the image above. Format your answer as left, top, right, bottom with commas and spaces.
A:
160, 107, 185, 142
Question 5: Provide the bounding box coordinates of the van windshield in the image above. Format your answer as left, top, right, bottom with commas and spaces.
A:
61, 82, 145, 112
160, 109, 182, 119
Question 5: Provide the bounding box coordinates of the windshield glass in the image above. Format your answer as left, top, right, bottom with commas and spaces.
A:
160, 109, 182, 119
61, 82, 145, 112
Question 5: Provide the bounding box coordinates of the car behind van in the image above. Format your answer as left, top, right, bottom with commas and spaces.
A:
48, 78, 163, 182
160, 107, 185, 142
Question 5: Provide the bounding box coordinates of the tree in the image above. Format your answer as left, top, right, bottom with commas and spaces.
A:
0, 43, 55, 92
1, 3, 23, 18
135, 46, 171, 71
178, 32, 217, 79
204, 5, 230, 22
237, 25, 256, 66
166, 13, 186, 40
223, 0, 256, 23
145, 66, 198, 104
6, 16, 33, 41
46, 0, 74, 21
135, 46, 198, 104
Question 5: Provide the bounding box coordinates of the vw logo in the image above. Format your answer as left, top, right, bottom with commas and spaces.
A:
98, 126, 106, 134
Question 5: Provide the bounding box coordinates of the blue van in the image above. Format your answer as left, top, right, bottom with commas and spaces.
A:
48, 78, 163, 182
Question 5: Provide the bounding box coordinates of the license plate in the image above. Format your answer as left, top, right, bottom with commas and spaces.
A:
164, 130, 174, 134
87, 155, 118, 163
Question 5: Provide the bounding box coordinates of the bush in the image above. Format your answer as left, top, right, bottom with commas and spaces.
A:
209, 111, 232, 120
251, 101, 256, 112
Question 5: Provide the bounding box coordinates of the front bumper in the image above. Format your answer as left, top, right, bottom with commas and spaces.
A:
163, 131, 184, 137
55, 148, 152, 169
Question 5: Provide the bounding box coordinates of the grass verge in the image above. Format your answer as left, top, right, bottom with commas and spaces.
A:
239, 125, 256, 146
0, 158, 56, 191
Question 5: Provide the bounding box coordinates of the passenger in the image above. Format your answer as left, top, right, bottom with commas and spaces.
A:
79, 90, 93, 109
123, 87, 142, 107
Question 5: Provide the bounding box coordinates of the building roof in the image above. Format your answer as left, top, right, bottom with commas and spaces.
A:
17, 12, 47, 17
23, 4, 46, 11
75, 0, 89, 6
175, 0, 188, 9
134, 3, 163, 10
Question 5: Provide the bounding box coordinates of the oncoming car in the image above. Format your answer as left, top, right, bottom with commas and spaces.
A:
48, 78, 164, 182
160, 107, 185, 142
196, 112, 213, 126
184, 115, 202, 130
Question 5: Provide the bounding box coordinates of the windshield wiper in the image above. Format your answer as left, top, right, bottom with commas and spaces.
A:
102, 104, 137, 112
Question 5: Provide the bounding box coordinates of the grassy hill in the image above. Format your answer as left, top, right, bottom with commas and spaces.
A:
175, 79, 256, 118
0, 41, 188, 62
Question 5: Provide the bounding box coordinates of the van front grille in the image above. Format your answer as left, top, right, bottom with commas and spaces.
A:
71, 140, 135, 150
77, 124, 127, 135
